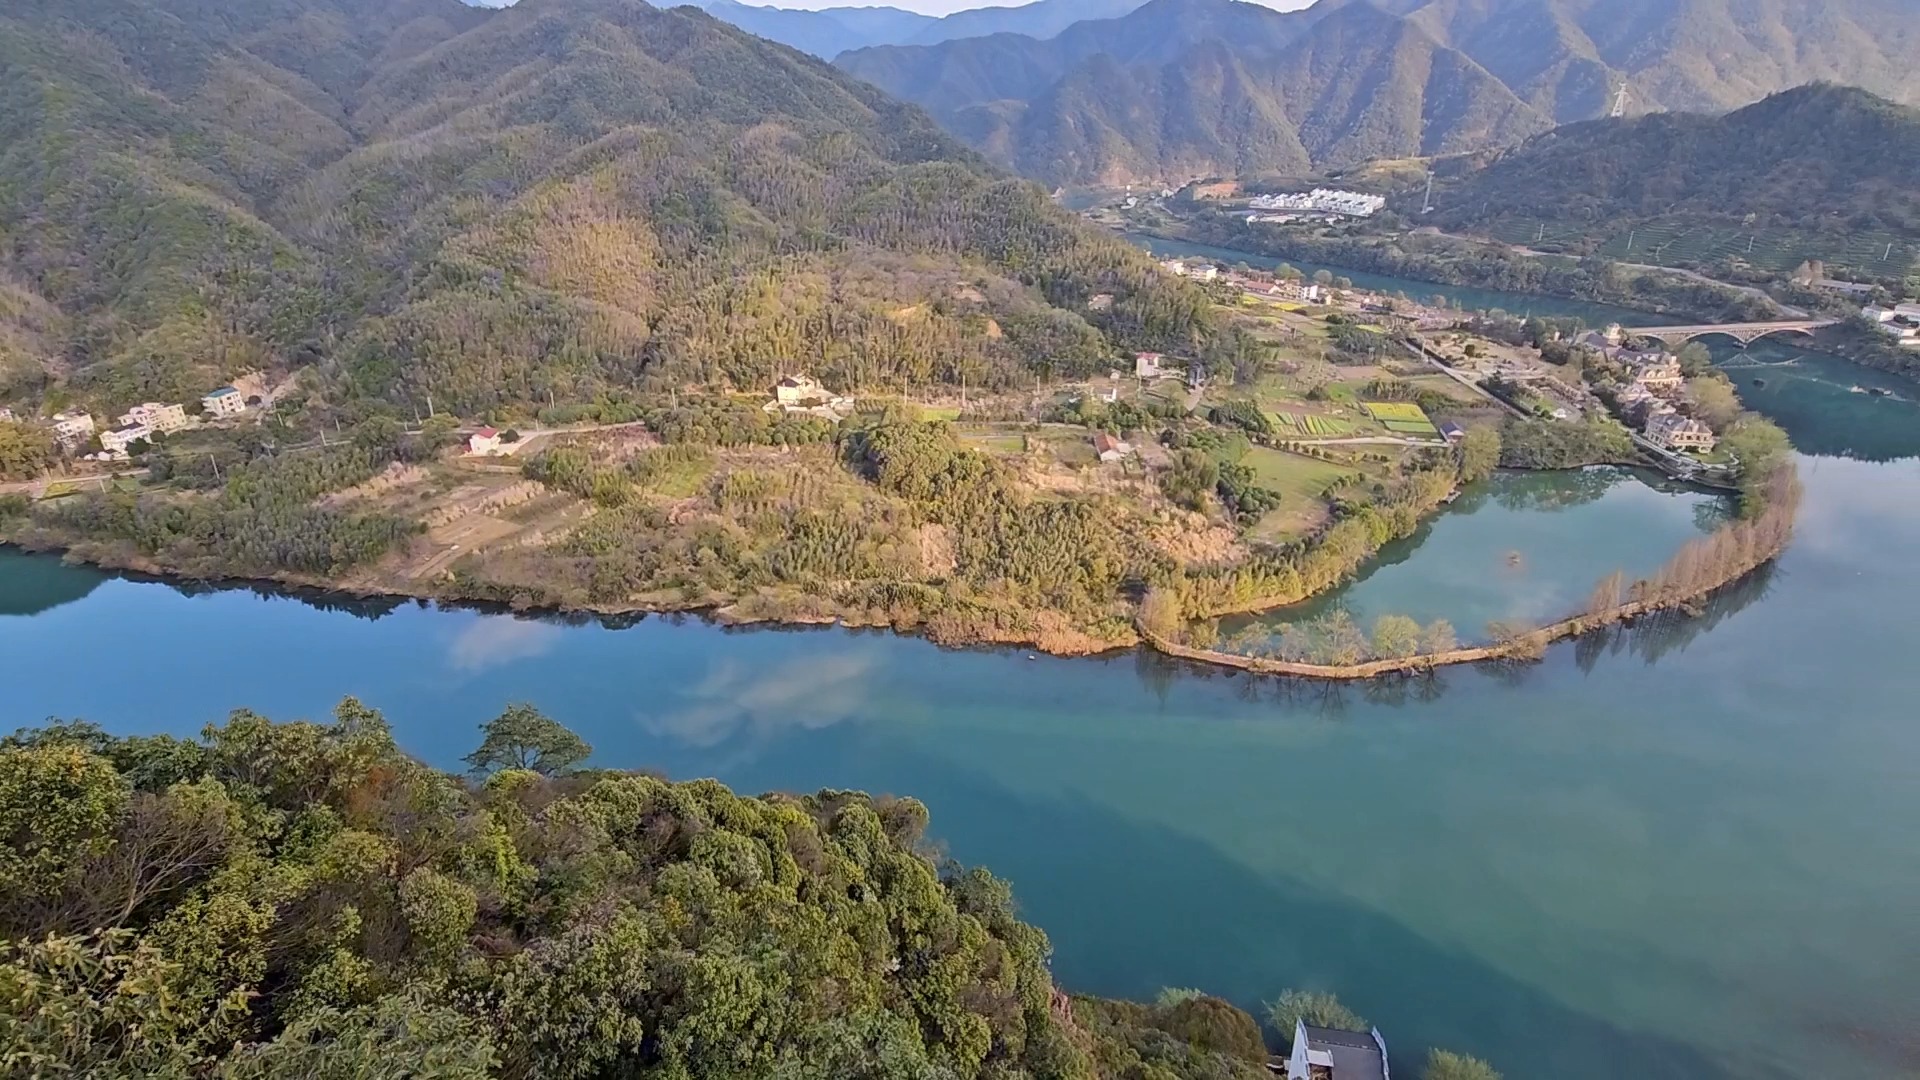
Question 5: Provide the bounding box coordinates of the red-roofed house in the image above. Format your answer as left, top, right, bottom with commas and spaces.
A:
469, 427, 502, 456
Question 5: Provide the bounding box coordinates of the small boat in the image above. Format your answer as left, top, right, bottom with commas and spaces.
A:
1868, 387, 1893, 397
1751, 378, 1766, 388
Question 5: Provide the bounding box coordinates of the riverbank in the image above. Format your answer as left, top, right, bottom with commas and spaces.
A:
1133, 218, 1780, 325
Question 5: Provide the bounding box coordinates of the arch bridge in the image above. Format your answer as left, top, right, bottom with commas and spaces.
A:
1630, 320, 1836, 347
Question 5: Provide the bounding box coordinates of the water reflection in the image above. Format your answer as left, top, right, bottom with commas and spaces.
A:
447, 616, 564, 673
0, 549, 104, 617
643, 650, 880, 748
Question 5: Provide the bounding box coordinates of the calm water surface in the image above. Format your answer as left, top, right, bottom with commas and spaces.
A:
6, 266, 1920, 1079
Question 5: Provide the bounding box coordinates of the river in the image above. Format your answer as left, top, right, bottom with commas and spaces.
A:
6, 257, 1920, 1079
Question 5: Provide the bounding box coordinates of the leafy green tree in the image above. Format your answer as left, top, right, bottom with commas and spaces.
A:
1371, 614, 1423, 659
1456, 426, 1500, 483
217, 993, 496, 1080
1267, 988, 1367, 1038
1154, 995, 1268, 1062
1422, 1048, 1502, 1080
0, 744, 129, 900
0, 421, 55, 481
0, 930, 250, 1078
464, 704, 591, 776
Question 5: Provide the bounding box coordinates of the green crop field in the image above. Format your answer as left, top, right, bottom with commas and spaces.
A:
1381, 419, 1440, 436
1272, 412, 1354, 437
1362, 402, 1431, 424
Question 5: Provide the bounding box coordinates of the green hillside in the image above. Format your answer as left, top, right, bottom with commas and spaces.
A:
0, 0, 1216, 421
1431, 85, 1920, 283
839, 0, 1551, 187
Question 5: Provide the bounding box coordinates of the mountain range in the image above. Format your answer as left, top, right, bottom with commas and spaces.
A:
834, 0, 1920, 186
0, 0, 1212, 416
686, 0, 1155, 57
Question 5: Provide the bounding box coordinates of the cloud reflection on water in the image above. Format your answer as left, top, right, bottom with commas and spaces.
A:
644, 650, 878, 748
447, 615, 563, 673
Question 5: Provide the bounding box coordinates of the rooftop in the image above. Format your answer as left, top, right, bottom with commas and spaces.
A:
207, 386, 239, 397
475, 426, 499, 438
1299, 1025, 1386, 1080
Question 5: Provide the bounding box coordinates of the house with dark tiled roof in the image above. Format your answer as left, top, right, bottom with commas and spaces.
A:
1284, 1021, 1389, 1080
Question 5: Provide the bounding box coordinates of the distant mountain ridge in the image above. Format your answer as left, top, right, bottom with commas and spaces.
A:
841, 0, 1552, 185
686, 0, 1154, 58
833, 0, 1920, 186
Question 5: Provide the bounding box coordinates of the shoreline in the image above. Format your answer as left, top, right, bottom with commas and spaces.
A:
5, 460, 1784, 681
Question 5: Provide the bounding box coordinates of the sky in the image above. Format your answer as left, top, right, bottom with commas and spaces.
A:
466, 0, 1318, 18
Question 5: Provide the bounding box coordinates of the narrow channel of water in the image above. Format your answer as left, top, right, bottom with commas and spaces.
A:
1221, 467, 1727, 643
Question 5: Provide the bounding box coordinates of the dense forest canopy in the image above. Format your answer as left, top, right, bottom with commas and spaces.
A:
1431, 85, 1920, 243
0, 701, 1310, 1078
0, 0, 1217, 424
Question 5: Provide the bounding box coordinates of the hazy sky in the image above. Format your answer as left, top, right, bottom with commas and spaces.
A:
747, 0, 1316, 14
468, 0, 1318, 18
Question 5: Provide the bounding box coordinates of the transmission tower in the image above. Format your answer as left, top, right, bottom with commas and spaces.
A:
1609, 82, 1630, 119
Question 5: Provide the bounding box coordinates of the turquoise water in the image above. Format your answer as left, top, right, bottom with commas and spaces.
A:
1225, 468, 1727, 641
7, 257, 1920, 1078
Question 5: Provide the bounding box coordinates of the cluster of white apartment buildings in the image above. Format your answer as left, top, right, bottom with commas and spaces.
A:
1863, 302, 1920, 348
1247, 188, 1387, 217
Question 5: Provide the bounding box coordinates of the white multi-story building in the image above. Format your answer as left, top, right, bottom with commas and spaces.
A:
1247, 188, 1387, 217
201, 386, 247, 418
120, 401, 189, 432
51, 411, 96, 447
100, 423, 154, 455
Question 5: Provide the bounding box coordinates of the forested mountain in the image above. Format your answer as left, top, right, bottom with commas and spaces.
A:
1367, 0, 1920, 123
0, 0, 1215, 421
0, 702, 1283, 1077
839, 0, 1549, 186
686, 0, 936, 58
1432, 85, 1920, 240
687, 0, 1153, 60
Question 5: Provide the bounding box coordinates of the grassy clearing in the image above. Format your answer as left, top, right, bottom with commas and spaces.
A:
957, 427, 1027, 454
1240, 447, 1361, 542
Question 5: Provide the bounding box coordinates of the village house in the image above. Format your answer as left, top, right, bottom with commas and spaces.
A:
120, 401, 189, 433
467, 427, 502, 456
1646, 410, 1716, 453
51, 411, 95, 447
99, 423, 153, 455
1161, 259, 1188, 276
774, 374, 828, 407
1618, 351, 1684, 392
1134, 352, 1165, 378
767, 373, 852, 418
1284, 1021, 1389, 1080
201, 386, 247, 418
1092, 432, 1134, 463
1438, 420, 1466, 443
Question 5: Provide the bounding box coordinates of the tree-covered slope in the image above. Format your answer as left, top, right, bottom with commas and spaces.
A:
0, 702, 1278, 1078
1375, 0, 1920, 122
842, 0, 1548, 187
1432, 85, 1920, 239
0, 0, 1214, 421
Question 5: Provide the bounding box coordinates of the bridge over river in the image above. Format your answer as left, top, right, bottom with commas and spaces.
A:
1632, 319, 1837, 346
